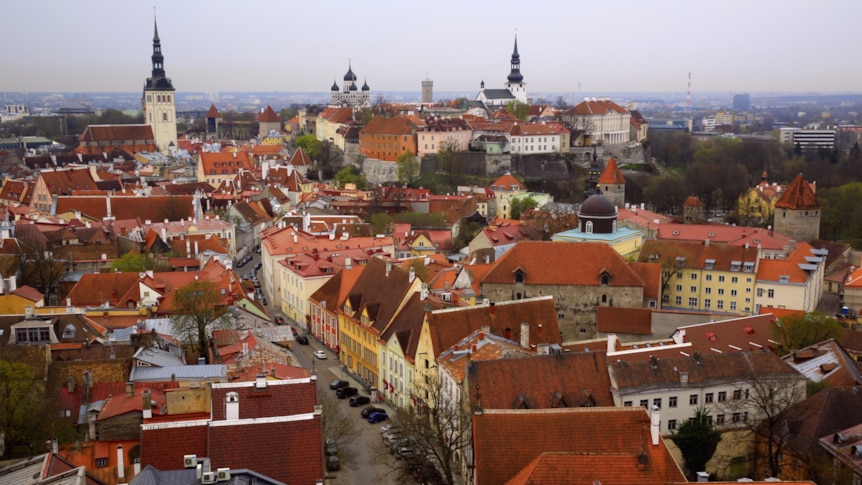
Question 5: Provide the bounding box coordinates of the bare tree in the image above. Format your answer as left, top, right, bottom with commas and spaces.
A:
318, 391, 357, 469
169, 281, 234, 363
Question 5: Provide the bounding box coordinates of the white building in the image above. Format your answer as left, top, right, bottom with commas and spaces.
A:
142, 18, 178, 153
754, 242, 827, 313
561, 98, 632, 146
476, 36, 527, 106
507, 122, 562, 155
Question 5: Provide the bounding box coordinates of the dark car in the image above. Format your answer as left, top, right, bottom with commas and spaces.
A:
361, 406, 385, 418
367, 411, 389, 424
349, 395, 371, 407
336, 387, 358, 399
325, 455, 340, 471
295, 335, 308, 345
329, 380, 350, 390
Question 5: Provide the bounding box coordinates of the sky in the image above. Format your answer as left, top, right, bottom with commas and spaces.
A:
3, 0, 861, 95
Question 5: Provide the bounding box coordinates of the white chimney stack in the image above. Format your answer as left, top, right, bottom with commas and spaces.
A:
117, 445, 125, 479
520, 322, 530, 349
650, 405, 661, 445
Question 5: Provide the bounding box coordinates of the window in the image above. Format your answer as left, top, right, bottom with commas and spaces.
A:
732, 276, 738, 283
731, 289, 738, 296
730, 301, 737, 311
704, 299, 711, 308
757, 288, 764, 297
716, 413, 725, 425
733, 389, 742, 400
732, 412, 741, 423
15, 327, 51, 344
675, 296, 682, 305
705, 287, 712, 294
62, 324, 75, 339
669, 396, 677, 408
676, 285, 683, 292
718, 276, 725, 282
653, 398, 662, 408
96, 458, 108, 467
705, 392, 714, 403
689, 394, 698, 405
706, 415, 713, 426
717, 300, 724, 309
691, 273, 698, 280
718, 391, 727, 402
705, 274, 712, 281
718, 288, 725, 295
623, 401, 632, 407
676, 271, 683, 279
668, 419, 677, 430
640, 399, 649, 408
688, 297, 698, 306
690, 286, 697, 293
768, 289, 775, 298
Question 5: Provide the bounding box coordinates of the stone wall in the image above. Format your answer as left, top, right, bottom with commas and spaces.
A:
774, 208, 820, 242
363, 158, 401, 186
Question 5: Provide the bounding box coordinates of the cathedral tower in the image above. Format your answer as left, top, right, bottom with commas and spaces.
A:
142, 15, 177, 153
505, 35, 527, 104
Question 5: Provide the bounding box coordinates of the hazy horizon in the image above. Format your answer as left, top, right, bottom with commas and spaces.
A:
4, 0, 861, 95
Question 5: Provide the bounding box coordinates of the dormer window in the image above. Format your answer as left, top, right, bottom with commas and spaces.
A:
514, 269, 525, 284
730, 261, 741, 272
705, 259, 715, 270
600, 272, 610, 286
779, 275, 790, 283
62, 324, 76, 339
743, 262, 755, 273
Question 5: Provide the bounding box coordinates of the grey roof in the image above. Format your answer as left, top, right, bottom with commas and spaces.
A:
0, 454, 88, 485
134, 347, 185, 367
481, 89, 515, 100
130, 364, 227, 382
131, 465, 286, 485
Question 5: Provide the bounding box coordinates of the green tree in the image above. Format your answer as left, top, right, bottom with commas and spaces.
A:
772, 311, 843, 356
334, 165, 367, 190
643, 174, 687, 214
397, 150, 419, 186
671, 407, 722, 478
110, 252, 162, 273
506, 100, 530, 121
509, 196, 538, 220
370, 213, 393, 235
294, 134, 323, 161
437, 141, 458, 185
169, 281, 234, 363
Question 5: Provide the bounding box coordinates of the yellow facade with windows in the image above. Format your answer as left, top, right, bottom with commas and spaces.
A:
663, 265, 758, 315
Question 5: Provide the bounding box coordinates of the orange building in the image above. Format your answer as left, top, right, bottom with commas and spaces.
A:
359, 116, 417, 161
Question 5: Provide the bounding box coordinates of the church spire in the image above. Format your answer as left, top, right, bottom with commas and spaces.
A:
145, 12, 173, 90
507, 34, 523, 84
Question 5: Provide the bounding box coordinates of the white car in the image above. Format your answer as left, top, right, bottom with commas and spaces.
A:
313, 350, 327, 360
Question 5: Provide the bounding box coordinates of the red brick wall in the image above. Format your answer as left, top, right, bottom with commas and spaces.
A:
210, 381, 317, 420
140, 423, 208, 470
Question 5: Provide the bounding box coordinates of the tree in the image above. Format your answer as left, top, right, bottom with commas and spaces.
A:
388, 375, 473, 485
319, 391, 357, 469
334, 165, 367, 190
15, 245, 66, 306
397, 150, 419, 186
294, 134, 323, 161
370, 213, 393, 236
772, 312, 843, 357
169, 281, 234, 363
509, 196, 538, 220
110, 252, 165, 273
672, 407, 722, 478
0, 358, 74, 459
554, 96, 569, 110
643, 174, 687, 214
506, 100, 530, 121
437, 141, 458, 185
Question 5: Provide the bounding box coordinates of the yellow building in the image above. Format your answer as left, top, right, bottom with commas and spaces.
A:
338, 258, 421, 387
489, 172, 526, 219
737, 171, 782, 225
639, 240, 760, 315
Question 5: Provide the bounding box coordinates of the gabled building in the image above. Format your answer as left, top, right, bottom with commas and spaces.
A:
598, 156, 625, 208
416, 116, 471, 156
755, 242, 826, 313
257, 105, 282, 136
30, 168, 99, 212
561, 98, 632, 146
639, 239, 761, 315
475, 36, 527, 106
488, 172, 525, 220
483, 241, 658, 339
308, 260, 366, 352
141, 17, 177, 152
359, 116, 417, 161
76, 125, 158, 155
507, 122, 563, 155
196, 151, 252, 188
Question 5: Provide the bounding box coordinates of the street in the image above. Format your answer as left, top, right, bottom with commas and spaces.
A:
289, 327, 407, 485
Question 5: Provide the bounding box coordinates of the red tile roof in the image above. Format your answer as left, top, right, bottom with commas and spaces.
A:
485, 241, 647, 287
565, 99, 628, 116
598, 157, 625, 185
360, 115, 416, 135
79, 124, 154, 142
205, 104, 220, 118
683, 195, 704, 207
258, 105, 281, 123
199, 151, 253, 174
505, 452, 666, 485
289, 147, 313, 166
489, 172, 525, 192
776, 173, 820, 210
472, 407, 685, 485
597, 307, 653, 334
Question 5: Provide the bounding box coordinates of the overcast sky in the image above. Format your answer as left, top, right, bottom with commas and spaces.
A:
3, 0, 860, 95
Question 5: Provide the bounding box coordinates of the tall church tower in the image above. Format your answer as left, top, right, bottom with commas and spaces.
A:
505, 35, 527, 104
142, 15, 177, 153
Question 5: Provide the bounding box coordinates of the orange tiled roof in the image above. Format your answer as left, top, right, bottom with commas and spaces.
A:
775, 173, 820, 210
289, 147, 313, 166
79, 124, 154, 142
505, 452, 666, 485
598, 157, 624, 185
205, 105, 220, 117
683, 195, 704, 207
565, 99, 628, 116
489, 173, 525, 191
485, 241, 646, 287
258, 105, 281, 123
199, 151, 253, 174
473, 407, 685, 485
360, 115, 416, 136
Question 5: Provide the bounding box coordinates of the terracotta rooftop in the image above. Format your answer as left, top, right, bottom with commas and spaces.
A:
489, 172, 525, 192
775, 173, 819, 210
205, 104, 221, 118
79, 124, 155, 142
473, 407, 685, 485
258, 105, 281, 123
564, 99, 628, 116
598, 157, 625, 185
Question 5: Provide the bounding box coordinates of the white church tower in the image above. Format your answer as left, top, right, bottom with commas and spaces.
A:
142, 14, 177, 153
505, 35, 527, 104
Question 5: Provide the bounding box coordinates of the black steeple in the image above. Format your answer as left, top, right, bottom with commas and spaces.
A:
507, 35, 523, 84
584, 146, 603, 198
145, 14, 174, 91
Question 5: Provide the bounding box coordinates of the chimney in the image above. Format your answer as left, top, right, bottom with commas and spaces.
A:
409, 266, 416, 283
7, 276, 15, 293
504, 327, 511, 340
386, 260, 392, 277
478, 331, 484, 341
650, 405, 661, 445
489, 301, 496, 316
345, 257, 352, 270
125, 381, 134, 397
134, 459, 141, 476
161, 227, 167, 243
51, 438, 58, 455
242, 342, 249, 357
66, 376, 75, 393
607, 334, 618, 353
520, 322, 530, 349
117, 445, 125, 479
186, 239, 191, 256
142, 389, 152, 419
194, 241, 199, 255
481, 325, 491, 334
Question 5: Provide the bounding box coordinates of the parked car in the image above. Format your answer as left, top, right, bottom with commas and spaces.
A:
380, 423, 400, 434
275, 316, 285, 325
295, 335, 308, 345
367, 411, 389, 423
395, 446, 414, 460
325, 439, 338, 456
349, 395, 371, 407
329, 380, 350, 390
313, 350, 327, 360
325, 455, 340, 471
254, 262, 262, 270
361, 406, 385, 418
290, 326, 298, 336
336, 387, 358, 399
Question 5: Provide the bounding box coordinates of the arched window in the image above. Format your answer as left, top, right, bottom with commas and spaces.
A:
514, 270, 525, 284
62, 324, 75, 339
601, 294, 607, 303
600, 273, 610, 285
585, 221, 593, 234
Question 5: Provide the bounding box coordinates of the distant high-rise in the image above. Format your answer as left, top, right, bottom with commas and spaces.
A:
733, 93, 750, 111
142, 15, 177, 153
421, 78, 433, 104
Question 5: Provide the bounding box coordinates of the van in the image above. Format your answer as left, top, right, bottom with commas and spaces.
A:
336, 387, 358, 399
